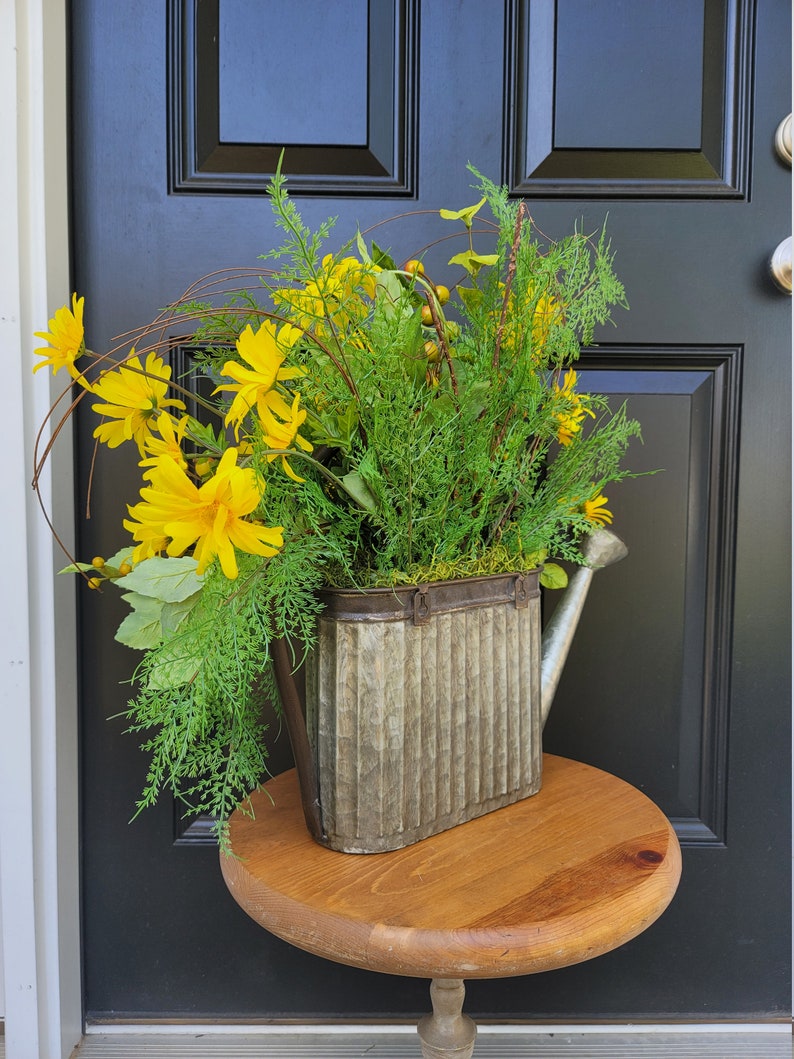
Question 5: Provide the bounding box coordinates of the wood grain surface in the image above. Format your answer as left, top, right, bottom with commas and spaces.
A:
220, 755, 681, 980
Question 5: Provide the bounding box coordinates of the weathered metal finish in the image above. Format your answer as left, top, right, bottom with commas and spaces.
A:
305, 572, 543, 853
316, 571, 538, 624
539, 529, 629, 727
289, 529, 629, 854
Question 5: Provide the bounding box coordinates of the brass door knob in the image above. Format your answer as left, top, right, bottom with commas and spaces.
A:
775, 114, 792, 165
770, 237, 792, 293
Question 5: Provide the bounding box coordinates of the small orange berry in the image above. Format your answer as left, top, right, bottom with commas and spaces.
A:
91, 556, 105, 569
421, 304, 434, 326
434, 284, 450, 306
119, 562, 132, 576
404, 259, 425, 277
424, 340, 442, 364
88, 577, 102, 590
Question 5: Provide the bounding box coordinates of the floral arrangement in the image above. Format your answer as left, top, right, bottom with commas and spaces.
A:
34, 165, 639, 844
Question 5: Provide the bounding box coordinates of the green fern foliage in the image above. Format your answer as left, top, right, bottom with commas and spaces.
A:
61, 162, 642, 846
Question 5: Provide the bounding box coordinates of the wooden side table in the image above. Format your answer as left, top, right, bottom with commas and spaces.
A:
221, 754, 681, 1058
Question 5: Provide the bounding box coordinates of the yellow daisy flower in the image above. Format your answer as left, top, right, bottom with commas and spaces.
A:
123, 447, 283, 580
139, 413, 191, 472
553, 368, 594, 446
92, 351, 186, 454
259, 392, 313, 482
122, 520, 170, 564
529, 291, 559, 350
33, 293, 89, 384
583, 493, 613, 526
495, 283, 560, 360
274, 254, 378, 334
215, 321, 303, 436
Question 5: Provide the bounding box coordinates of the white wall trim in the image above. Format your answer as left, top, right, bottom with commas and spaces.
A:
0, 1, 81, 1057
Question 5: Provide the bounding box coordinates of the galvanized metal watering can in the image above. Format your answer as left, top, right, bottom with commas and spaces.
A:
273, 529, 628, 853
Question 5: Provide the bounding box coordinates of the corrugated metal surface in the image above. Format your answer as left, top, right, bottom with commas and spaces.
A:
73, 1029, 791, 1058
308, 592, 542, 853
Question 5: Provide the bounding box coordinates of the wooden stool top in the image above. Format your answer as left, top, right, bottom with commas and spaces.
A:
220, 754, 681, 980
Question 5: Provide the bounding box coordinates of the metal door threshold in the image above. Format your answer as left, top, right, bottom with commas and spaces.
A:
71, 1028, 792, 1058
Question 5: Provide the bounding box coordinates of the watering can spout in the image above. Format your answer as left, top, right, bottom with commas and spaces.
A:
540, 529, 628, 728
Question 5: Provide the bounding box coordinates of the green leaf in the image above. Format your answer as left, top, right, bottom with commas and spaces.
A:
540, 563, 568, 590
375, 270, 409, 319
423, 391, 458, 425
457, 286, 484, 312
370, 240, 397, 271
340, 470, 379, 511
105, 546, 135, 569
115, 593, 165, 650
355, 229, 371, 264
524, 549, 548, 570
160, 593, 202, 637
460, 379, 491, 419
447, 250, 499, 277
185, 417, 227, 454
115, 556, 203, 603
58, 562, 95, 575
337, 400, 360, 447
60, 547, 136, 578
439, 197, 486, 229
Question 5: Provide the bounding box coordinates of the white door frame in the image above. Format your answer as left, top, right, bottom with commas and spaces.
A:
0, 1, 82, 1057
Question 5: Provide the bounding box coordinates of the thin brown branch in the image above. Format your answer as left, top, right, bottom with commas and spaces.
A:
424, 290, 459, 401
492, 202, 527, 370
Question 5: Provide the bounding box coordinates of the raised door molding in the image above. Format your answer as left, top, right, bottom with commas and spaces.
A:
169, 0, 418, 195
550, 346, 742, 847
503, 0, 753, 198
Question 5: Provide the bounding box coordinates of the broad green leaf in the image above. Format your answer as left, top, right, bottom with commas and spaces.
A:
308, 429, 347, 449
461, 379, 491, 419
524, 549, 548, 569
338, 400, 360, 447
370, 240, 397, 272
105, 546, 135, 569
540, 563, 568, 590
439, 197, 486, 229
115, 593, 165, 650
115, 555, 203, 603
404, 343, 429, 389
58, 562, 95, 575
375, 270, 408, 319
448, 250, 499, 277
340, 470, 378, 511
424, 391, 458, 424
160, 592, 202, 637
457, 286, 484, 312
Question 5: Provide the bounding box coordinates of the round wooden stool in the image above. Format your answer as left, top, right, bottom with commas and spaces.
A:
221, 754, 681, 1058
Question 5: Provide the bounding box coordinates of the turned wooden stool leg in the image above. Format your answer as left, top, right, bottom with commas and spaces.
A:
417, 978, 477, 1059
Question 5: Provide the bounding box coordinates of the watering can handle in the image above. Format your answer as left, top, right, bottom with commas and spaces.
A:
271, 638, 324, 842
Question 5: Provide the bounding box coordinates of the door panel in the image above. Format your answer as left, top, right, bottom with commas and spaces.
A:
508, 0, 753, 195
173, 0, 418, 194
72, 0, 790, 1020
